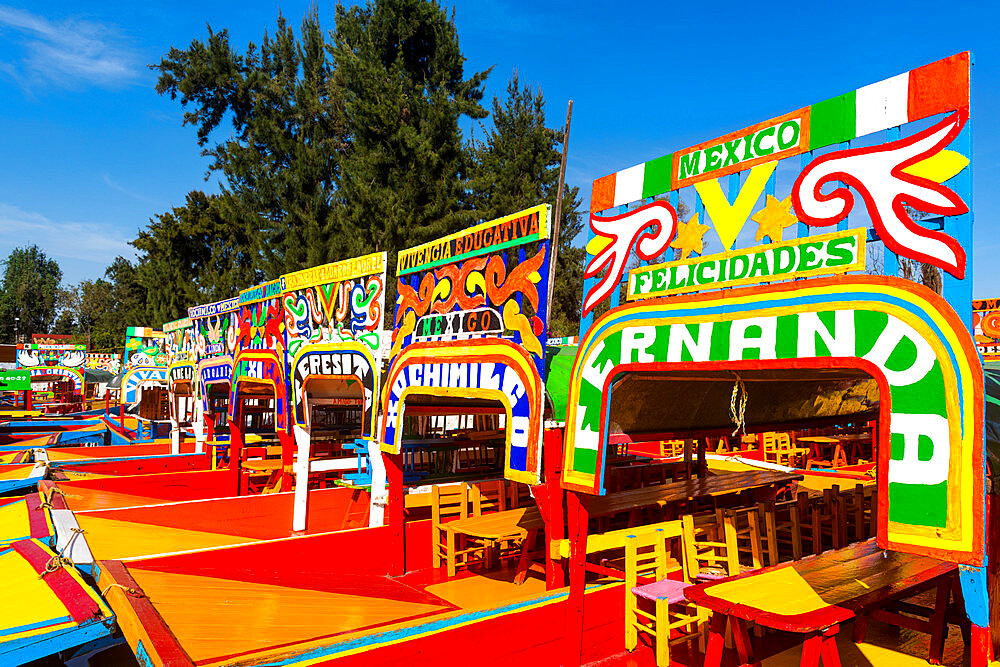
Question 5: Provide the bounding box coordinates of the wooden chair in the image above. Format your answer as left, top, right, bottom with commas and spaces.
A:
797, 488, 848, 555
730, 503, 779, 570
681, 510, 741, 582
471, 480, 512, 567
431, 483, 483, 575
769, 498, 804, 562
844, 483, 876, 542
506, 481, 534, 509
659, 439, 684, 458
763, 433, 810, 468
472, 479, 507, 515
625, 524, 707, 666
712, 436, 731, 454
760, 432, 779, 461
457, 442, 494, 473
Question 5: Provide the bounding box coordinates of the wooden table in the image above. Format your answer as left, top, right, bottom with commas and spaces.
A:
589, 470, 802, 518
686, 539, 959, 667
796, 436, 851, 468
446, 506, 544, 582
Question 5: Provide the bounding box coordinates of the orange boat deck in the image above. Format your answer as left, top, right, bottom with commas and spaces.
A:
107, 559, 550, 666
70, 485, 371, 561
99, 545, 974, 667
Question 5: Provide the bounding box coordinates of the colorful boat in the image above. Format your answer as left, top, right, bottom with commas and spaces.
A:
15, 343, 87, 414
9, 51, 997, 667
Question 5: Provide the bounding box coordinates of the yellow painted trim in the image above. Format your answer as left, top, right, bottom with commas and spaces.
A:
283, 251, 387, 292
290, 341, 380, 435
397, 204, 550, 274
626, 228, 866, 299
563, 279, 980, 559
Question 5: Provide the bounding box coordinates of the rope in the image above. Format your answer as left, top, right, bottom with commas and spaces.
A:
730, 374, 748, 436
101, 583, 142, 598
38, 527, 85, 579
39, 554, 74, 579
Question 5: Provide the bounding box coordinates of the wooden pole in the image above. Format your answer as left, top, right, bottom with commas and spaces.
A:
544, 427, 567, 589
563, 489, 589, 667
385, 452, 405, 576
545, 100, 574, 315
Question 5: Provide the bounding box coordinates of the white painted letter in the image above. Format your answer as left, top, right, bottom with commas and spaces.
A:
863, 317, 935, 387
667, 322, 713, 362
582, 340, 617, 392
797, 310, 856, 357
730, 317, 777, 360
888, 413, 950, 485
622, 326, 657, 364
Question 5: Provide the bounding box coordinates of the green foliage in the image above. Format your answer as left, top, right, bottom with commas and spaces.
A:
132, 191, 261, 324
107, 1, 592, 344
469, 74, 584, 336
153, 9, 347, 278
330, 0, 490, 314
151, 2, 490, 317
104, 256, 149, 328
0, 245, 62, 342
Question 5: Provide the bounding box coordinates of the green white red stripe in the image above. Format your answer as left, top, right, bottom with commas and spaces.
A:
591, 52, 970, 212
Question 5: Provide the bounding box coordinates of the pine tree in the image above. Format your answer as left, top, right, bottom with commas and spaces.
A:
469, 74, 584, 335
152, 9, 345, 277
132, 191, 261, 324
104, 257, 150, 338
330, 0, 490, 278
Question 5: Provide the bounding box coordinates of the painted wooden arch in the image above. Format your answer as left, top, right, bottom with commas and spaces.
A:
561, 276, 984, 565
167, 362, 195, 394
27, 367, 85, 394
121, 366, 167, 405
196, 356, 233, 412
228, 350, 289, 433
380, 337, 544, 485
290, 342, 378, 437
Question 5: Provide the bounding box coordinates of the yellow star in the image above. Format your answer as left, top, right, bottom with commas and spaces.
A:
752, 194, 798, 243
670, 213, 711, 259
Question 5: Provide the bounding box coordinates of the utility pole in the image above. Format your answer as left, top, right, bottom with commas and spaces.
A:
545, 100, 574, 317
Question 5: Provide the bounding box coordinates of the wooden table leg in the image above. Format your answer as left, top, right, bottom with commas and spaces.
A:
513, 530, 537, 585
832, 444, 847, 468
950, 574, 972, 645
731, 617, 760, 667
800, 634, 822, 667
928, 574, 953, 664
819, 625, 841, 667
703, 612, 728, 667
851, 613, 868, 644
446, 527, 457, 577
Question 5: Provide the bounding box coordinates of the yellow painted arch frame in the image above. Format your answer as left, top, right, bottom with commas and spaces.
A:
289, 341, 380, 438
562, 276, 984, 565
379, 337, 544, 485
196, 355, 233, 412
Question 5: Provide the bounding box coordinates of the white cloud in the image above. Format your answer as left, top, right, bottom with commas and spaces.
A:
102, 173, 164, 207
0, 203, 135, 269
0, 5, 139, 90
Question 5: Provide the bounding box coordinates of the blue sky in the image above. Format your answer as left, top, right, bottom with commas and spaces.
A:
0, 1, 997, 296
